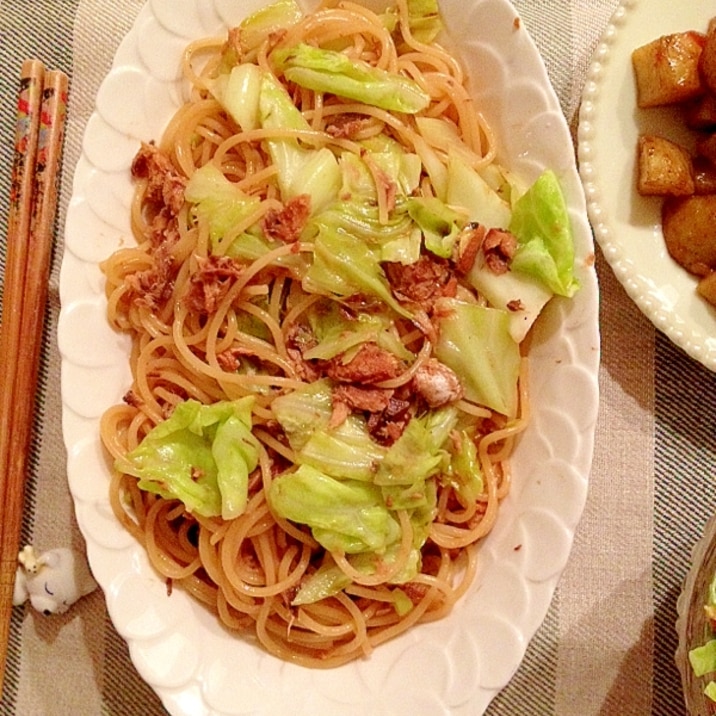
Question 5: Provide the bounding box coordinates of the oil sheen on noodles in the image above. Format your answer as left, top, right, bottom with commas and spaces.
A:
99, 0, 529, 668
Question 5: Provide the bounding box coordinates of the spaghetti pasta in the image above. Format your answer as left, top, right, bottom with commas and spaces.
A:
99, 0, 572, 668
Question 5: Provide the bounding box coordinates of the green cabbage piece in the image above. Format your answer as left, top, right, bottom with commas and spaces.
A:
467, 252, 553, 344
447, 158, 555, 343
416, 117, 480, 169
407, 196, 463, 258
303, 305, 386, 361
380, 481, 433, 511
480, 161, 527, 203
303, 224, 411, 318
308, 143, 422, 266
446, 153, 511, 230
208, 62, 263, 131
271, 379, 385, 481
299, 416, 387, 482
705, 680, 716, 703
300, 135, 423, 273
688, 572, 716, 700
274, 43, 430, 114
291, 559, 413, 611
236, 0, 303, 56
302, 299, 413, 362
184, 162, 306, 272
269, 464, 434, 589
392, 588, 414, 616
220, 228, 310, 276
338, 137, 421, 199
338, 149, 375, 198
259, 72, 341, 211
359, 135, 423, 196
508, 169, 579, 298
268, 464, 401, 553
348, 536, 423, 583
434, 297, 520, 417
270, 388, 451, 593
231, 301, 273, 342
404, 0, 443, 44
380, 226, 423, 265
224, 230, 277, 261
690, 639, 716, 677
308, 194, 420, 267
272, 383, 456, 492
115, 398, 260, 520
291, 558, 352, 606
184, 163, 261, 250
374, 477, 437, 582
270, 379, 334, 451
375, 407, 457, 486
444, 428, 484, 503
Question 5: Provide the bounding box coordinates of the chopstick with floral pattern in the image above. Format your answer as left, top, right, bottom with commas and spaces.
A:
0, 60, 69, 695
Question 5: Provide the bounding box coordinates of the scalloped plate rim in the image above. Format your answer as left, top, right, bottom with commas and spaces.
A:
59, 0, 600, 713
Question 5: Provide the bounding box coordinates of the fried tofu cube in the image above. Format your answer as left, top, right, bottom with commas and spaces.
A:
632, 31, 706, 107
636, 134, 694, 196
684, 92, 716, 129
693, 156, 716, 193
697, 271, 716, 307
662, 194, 716, 276
697, 133, 716, 165
700, 22, 716, 93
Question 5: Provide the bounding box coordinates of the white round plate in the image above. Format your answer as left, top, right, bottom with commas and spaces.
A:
578, 0, 716, 371
59, 0, 600, 713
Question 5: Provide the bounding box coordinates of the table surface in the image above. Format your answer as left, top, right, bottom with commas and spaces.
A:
1, 0, 714, 714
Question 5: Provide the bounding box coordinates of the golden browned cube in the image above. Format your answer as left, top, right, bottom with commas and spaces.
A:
632, 32, 705, 107
662, 194, 716, 276
685, 92, 716, 129
693, 156, 716, 193
636, 134, 694, 196
697, 271, 716, 307
697, 132, 716, 165
700, 23, 716, 93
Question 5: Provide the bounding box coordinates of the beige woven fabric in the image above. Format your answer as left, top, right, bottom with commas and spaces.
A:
501, 2, 655, 713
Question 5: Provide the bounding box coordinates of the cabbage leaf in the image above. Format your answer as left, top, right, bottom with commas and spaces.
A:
259, 72, 341, 210
690, 639, 716, 677
236, 0, 303, 56
268, 464, 401, 554
302, 299, 413, 362
291, 558, 352, 606
434, 297, 520, 417
184, 163, 261, 250
407, 196, 463, 259
207, 62, 263, 132
274, 43, 430, 114
115, 398, 260, 520
509, 169, 579, 297
444, 429, 484, 503
404, 0, 443, 44
375, 407, 457, 486
303, 225, 411, 317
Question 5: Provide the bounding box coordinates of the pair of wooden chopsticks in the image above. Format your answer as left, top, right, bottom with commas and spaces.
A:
0, 60, 69, 695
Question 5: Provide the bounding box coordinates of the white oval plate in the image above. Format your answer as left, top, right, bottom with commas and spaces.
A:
578, 0, 716, 371
59, 0, 600, 713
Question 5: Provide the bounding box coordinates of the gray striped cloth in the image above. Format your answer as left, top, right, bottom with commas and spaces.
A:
1, 0, 709, 714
